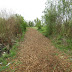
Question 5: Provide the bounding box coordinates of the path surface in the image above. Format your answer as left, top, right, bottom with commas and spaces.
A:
7, 28, 72, 72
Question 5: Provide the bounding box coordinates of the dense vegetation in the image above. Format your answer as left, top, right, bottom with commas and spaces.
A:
38, 0, 72, 54
34, 18, 42, 29
27, 21, 34, 27
0, 13, 27, 54
0, 11, 27, 71
0, 10, 27, 71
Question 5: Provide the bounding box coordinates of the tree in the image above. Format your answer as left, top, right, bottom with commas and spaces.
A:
34, 18, 41, 29
28, 21, 34, 27
44, 2, 58, 36
43, 0, 72, 38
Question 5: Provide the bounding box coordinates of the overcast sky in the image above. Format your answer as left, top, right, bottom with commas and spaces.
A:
0, 0, 47, 21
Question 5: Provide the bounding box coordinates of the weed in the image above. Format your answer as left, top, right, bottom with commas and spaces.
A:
0, 42, 18, 71
0, 29, 26, 71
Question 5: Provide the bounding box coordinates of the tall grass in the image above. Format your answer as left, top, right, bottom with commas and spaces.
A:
0, 10, 27, 71
0, 11, 27, 54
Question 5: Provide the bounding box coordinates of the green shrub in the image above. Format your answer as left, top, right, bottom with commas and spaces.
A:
34, 18, 42, 30
44, 3, 57, 36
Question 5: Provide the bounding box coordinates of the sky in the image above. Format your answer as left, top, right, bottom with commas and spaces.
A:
0, 0, 47, 21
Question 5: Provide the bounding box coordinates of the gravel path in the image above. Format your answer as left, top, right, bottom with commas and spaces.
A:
6, 28, 72, 72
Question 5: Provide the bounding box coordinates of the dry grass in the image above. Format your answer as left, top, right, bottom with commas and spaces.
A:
0, 11, 26, 54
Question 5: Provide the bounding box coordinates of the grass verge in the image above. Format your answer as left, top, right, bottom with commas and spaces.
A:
38, 27, 72, 56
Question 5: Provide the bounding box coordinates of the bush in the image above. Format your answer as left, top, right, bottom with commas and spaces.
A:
0, 13, 27, 54
44, 3, 57, 36
34, 18, 42, 30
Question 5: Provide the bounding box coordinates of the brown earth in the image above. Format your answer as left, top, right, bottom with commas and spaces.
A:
4, 28, 72, 72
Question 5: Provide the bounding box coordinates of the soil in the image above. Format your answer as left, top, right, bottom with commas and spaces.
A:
4, 28, 72, 72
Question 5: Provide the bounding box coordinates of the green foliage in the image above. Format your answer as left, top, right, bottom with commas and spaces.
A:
38, 26, 47, 36
51, 35, 72, 55
0, 66, 8, 72
44, 3, 57, 36
0, 42, 19, 71
34, 18, 42, 30
39, 0, 72, 54
28, 21, 34, 27
15, 14, 27, 32
43, 0, 72, 38
32, 27, 38, 30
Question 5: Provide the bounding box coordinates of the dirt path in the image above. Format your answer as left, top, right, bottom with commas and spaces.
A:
7, 28, 72, 72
